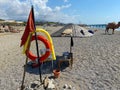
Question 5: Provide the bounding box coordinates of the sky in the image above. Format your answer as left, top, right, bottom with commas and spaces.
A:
0, 0, 120, 24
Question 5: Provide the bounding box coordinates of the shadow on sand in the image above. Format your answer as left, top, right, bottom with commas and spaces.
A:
101, 33, 113, 35
25, 55, 69, 75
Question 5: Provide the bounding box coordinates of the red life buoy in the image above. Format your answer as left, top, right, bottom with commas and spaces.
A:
26, 35, 51, 63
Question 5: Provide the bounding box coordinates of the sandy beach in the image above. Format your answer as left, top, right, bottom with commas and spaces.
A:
0, 26, 120, 90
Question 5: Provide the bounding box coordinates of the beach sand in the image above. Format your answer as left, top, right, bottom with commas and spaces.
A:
0, 26, 120, 90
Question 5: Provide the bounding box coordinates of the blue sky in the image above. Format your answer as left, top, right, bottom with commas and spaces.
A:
0, 0, 120, 24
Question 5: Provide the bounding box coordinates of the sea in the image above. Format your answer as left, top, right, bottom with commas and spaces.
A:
88, 24, 120, 31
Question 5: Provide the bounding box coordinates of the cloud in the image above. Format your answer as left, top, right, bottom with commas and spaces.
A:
54, 4, 71, 11
0, 0, 78, 23
0, 0, 31, 20
63, 0, 69, 2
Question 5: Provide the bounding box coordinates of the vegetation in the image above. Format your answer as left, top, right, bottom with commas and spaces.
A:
0, 19, 4, 21
0, 19, 69, 26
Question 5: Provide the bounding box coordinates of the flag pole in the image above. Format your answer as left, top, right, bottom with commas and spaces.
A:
32, 6, 42, 83
21, 33, 32, 90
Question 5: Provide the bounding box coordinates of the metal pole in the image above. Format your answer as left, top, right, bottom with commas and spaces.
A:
21, 33, 32, 90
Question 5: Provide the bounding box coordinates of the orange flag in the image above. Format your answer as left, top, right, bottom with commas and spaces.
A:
20, 7, 35, 47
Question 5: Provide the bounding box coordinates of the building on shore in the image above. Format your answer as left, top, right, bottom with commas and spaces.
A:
0, 19, 24, 26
